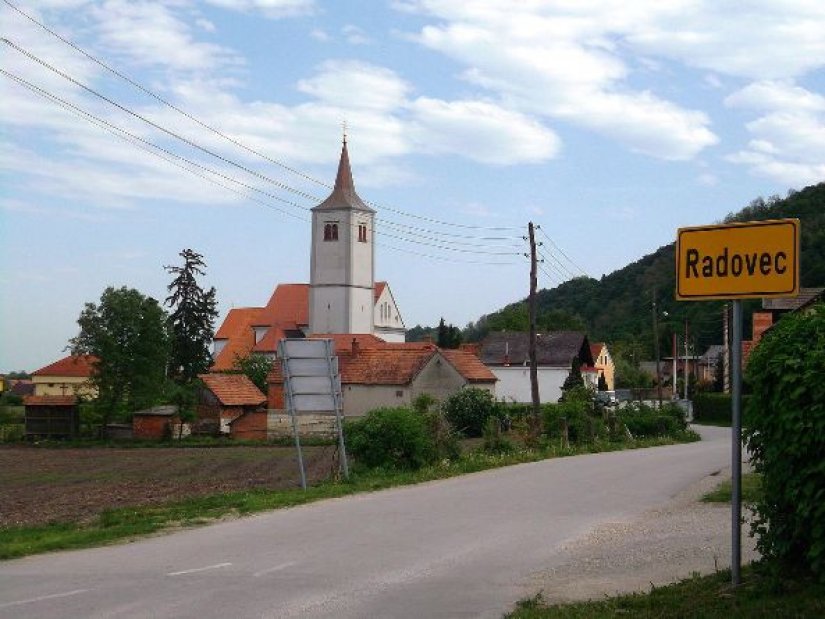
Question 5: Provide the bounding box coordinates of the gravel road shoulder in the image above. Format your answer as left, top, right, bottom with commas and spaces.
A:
526, 467, 760, 603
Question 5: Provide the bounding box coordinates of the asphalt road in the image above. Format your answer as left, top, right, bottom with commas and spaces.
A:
0, 426, 731, 618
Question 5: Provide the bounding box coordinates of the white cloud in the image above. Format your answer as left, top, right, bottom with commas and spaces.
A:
725, 81, 825, 113
723, 81, 825, 186
91, 0, 242, 72
297, 60, 411, 111
204, 0, 315, 19
342, 25, 371, 45
310, 28, 330, 42
196, 18, 217, 32
409, 97, 560, 164
727, 112, 825, 186
403, 2, 718, 160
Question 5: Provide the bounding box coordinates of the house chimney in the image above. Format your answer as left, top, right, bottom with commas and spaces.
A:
504, 341, 510, 367
422, 335, 433, 344
351, 337, 360, 356
752, 312, 773, 344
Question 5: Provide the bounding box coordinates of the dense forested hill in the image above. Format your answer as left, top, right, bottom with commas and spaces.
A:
410, 182, 825, 360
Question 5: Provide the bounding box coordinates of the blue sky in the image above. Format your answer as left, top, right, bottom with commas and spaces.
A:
2, 0, 824, 372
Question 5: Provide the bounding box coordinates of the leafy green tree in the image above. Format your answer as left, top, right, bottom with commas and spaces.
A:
442, 387, 500, 437
70, 286, 169, 425
744, 303, 825, 579
232, 353, 274, 393
164, 249, 218, 384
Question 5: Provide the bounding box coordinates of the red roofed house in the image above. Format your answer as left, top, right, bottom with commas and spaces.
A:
198, 373, 267, 434
262, 337, 496, 437
31, 355, 98, 399
210, 138, 405, 373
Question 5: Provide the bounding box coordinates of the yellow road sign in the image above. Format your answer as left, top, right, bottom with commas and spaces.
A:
676, 218, 800, 300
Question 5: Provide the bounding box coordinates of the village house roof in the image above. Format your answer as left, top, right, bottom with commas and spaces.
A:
479, 331, 594, 367
211, 307, 261, 371
761, 287, 824, 311
32, 354, 97, 378
199, 373, 266, 407
266, 338, 496, 386
211, 283, 396, 371
132, 405, 179, 417
590, 342, 605, 360
313, 139, 374, 213
23, 395, 77, 406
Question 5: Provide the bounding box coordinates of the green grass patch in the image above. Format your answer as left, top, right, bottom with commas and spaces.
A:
0, 432, 699, 561
702, 472, 762, 504
508, 565, 825, 618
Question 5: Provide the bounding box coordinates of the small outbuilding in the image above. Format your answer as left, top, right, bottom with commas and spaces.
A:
23, 395, 79, 439
198, 373, 267, 434
132, 405, 180, 440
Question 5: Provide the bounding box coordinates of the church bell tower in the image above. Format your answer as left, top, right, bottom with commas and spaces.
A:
309, 138, 376, 335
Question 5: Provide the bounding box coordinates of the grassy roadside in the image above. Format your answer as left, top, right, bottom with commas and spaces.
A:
0, 432, 698, 560
508, 565, 825, 618
702, 472, 762, 504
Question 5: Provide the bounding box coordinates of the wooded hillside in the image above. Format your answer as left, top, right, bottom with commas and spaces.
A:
413, 182, 825, 360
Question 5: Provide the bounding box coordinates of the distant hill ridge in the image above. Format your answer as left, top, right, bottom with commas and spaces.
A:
411, 182, 825, 358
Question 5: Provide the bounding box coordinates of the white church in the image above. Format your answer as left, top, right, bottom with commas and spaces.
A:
211, 138, 406, 370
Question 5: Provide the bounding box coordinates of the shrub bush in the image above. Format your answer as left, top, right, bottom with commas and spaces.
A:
619, 402, 685, 438
482, 416, 514, 453
693, 393, 751, 424
345, 407, 435, 470
542, 398, 604, 444
744, 303, 825, 580
442, 388, 500, 437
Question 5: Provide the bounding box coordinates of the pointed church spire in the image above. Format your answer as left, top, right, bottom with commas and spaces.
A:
314, 136, 374, 212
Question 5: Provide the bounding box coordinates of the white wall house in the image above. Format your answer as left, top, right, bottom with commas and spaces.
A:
492, 365, 570, 404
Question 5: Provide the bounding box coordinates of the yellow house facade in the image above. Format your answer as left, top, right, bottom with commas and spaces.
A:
590, 342, 616, 391
31, 355, 98, 398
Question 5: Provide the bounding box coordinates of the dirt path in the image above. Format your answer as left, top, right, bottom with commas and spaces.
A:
527, 468, 760, 603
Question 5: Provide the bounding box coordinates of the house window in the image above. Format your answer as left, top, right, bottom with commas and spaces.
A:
395, 390, 404, 398
323, 223, 339, 241
358, 224, 367, 243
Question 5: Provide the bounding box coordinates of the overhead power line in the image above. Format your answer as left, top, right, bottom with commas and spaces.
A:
1, 5, 522, 232
536, 225, 590, 278
3, 69, 522, 262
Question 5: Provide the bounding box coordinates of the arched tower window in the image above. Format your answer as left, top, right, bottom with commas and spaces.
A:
323, 222, 339, 241
358, 224, 368, 243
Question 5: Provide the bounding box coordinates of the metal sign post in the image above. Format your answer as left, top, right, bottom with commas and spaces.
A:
731, 300, 743, 586
675, 217, 800, 587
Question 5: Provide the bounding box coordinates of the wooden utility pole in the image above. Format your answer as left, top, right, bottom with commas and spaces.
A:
652, 291, 663, 406
528, 222, 540, 420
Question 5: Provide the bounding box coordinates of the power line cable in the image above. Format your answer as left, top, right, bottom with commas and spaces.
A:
3, 68, 522, 259
536, 225, 590, 277
1, 6, 523, 232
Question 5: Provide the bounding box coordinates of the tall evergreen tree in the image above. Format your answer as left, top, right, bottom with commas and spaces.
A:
164, 249, 218, 384
436, 317, 462, 349
71, 286, 169, 425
